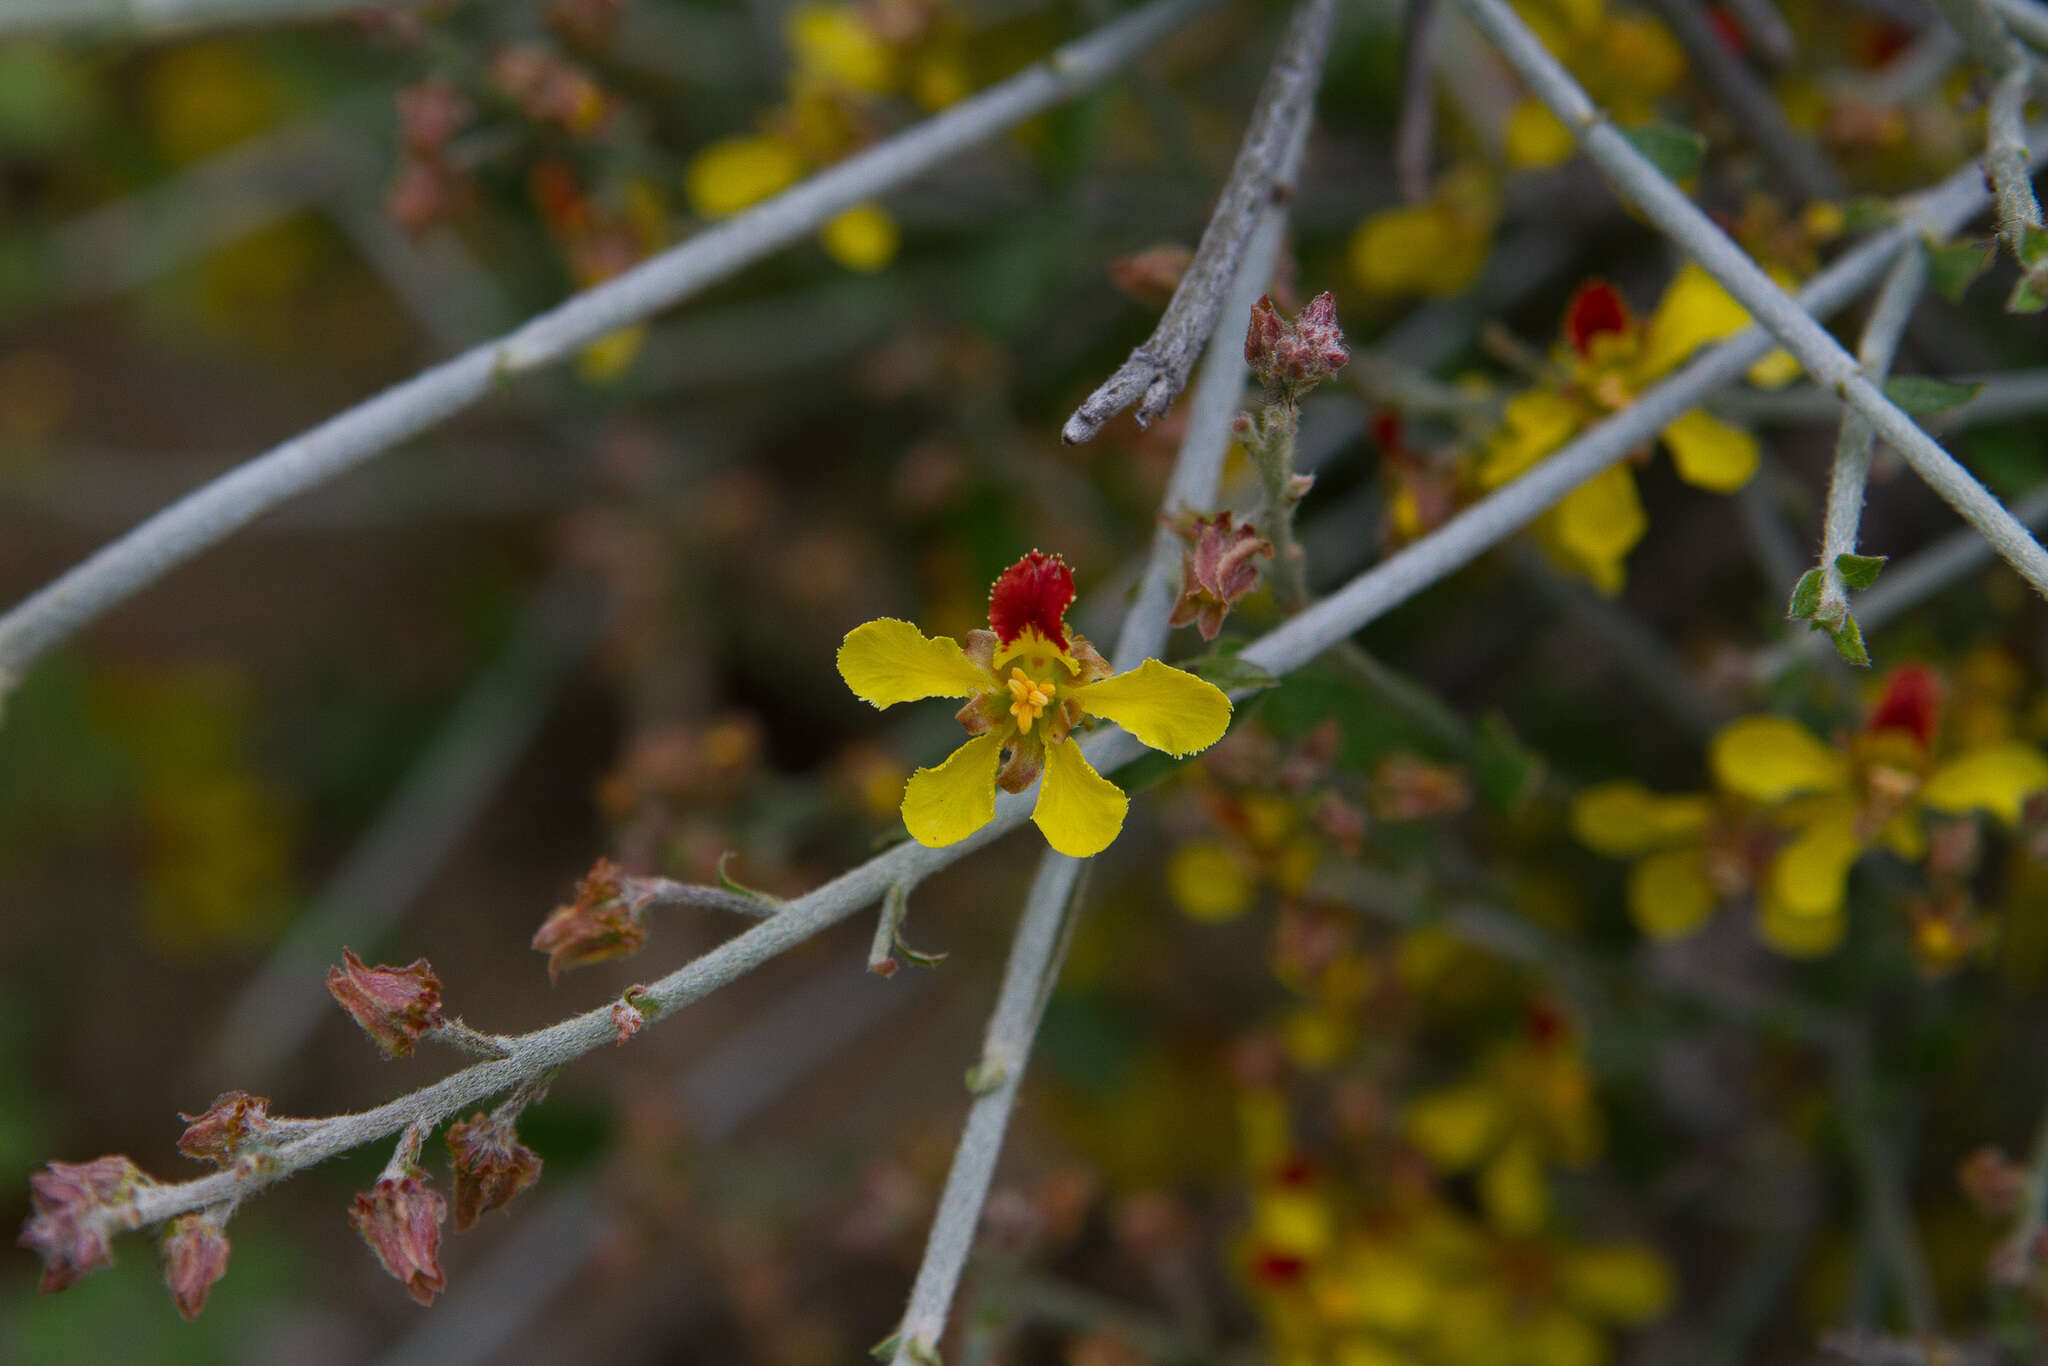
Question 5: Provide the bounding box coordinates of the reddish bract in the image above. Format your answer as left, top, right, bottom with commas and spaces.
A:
988, 551, 1075, 650
1564, 279, 1631, 357
1868, 664, 1943, 748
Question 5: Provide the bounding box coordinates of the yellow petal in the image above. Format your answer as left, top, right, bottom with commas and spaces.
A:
1524, 1308, 1606, 1366
1505, 99, 1577, 169
1660, 410, 1758, 493
901, 731, 1005, 847
1768, 804, 1860, 917
1166, 841, 1256, 921
1921, 742, 2048, 824
1570, 780, 1712, 856
1480, 389, 1581, 486
1077, 657, 1233, 757
1562, 1243, 1674, 1325
1343, 1250, 1438, 1333
1480, 1139, 1549, 1235
1758, 896, 1846, 957
1628, 847, 1717, 938
837, 618, 993, 708
684, 135, 804, 219
1710, 715, 1847, 801
821, 202, 897, 272
785, 3, 895, 92
1552, 465, 1647, 564
1404, 1083, 1501, 1171
1639, 263, 1752, 380
1032, 739, 1128, 857
1746, 347, 1803, 390
1603, 15, 1687, 102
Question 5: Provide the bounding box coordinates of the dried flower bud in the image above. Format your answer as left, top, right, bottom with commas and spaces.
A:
1168, 512, 1274, 640
1369, 753, 1472, 822
349, 1173, 448, 1305
328, 948, 443, 1058
1107, 243, 1193, 308
531, 857, 659, 980
1960, 1146, 2028, 1218
1244, 291, 1349, 394
489, 44, 609, 135
161, 1214, 230, 1321
445, 1114, 545, 1231
177, 1091, 273, 1166
611, 987, 653, 1044
396, 77, 470, 155
18, 1156, 151, 1292
386, 154, 470, 238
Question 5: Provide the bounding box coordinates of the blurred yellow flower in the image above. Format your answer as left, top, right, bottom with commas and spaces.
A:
685, 135, 805, 219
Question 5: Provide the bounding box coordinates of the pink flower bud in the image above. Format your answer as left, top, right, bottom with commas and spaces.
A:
1168, 512, 1273, 640
348, 1173, 448, 1305
177, 1091, 274, 1166
327, 949, 443, 1058
531, 857, 658, 980
17, 1156, 150, 1293
611, 996, 645, 1044
161, 1214, 230, 1321
1244, 291, 1349, 394
445, 1114, 544, 1232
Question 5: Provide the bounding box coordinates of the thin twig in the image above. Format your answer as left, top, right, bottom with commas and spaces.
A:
1989, 0, 2048, 54
1714, 366, 2048, 428
0, 0, 1227, 698
1989, 61, 2045, 252
1831, 1031, 1941, 1337
0, 0, 429, 35
1638, 0, 1845, 201
1455, 0, 2048, 601
1813, 245, 1928, 629
1718, 0, 1798, 66
1059, 0, 1339, 445
1394, 0, 1440, 202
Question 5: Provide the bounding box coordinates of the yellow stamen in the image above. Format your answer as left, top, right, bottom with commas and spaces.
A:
1005, 667, 1054, 734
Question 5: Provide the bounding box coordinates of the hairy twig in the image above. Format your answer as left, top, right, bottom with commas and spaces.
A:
1059, 0, 1339, 445
1812, 245, 1928, 631
1714, 366, 2048, 428
0, 0, 1225, 696
1455, 0, 2048, 601
1638, 0, 1845, 201
1988, 62, 2045, 252
1394, 0, 1441, 203
1989, 0, 2048, 54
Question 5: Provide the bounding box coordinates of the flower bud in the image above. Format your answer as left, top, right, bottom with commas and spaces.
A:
1168, 512, 1274, 640
531, 857, 658, 980
18, 1156, 151, 1292
1244, 291, 1349, 394
445, 1113, 544, 1231
348, 1173, 448, 1305
161, 1214, 231, 1321
327, 948, 443, 1058
177, 1091, 274, 1166
1107, 243, 1192, 308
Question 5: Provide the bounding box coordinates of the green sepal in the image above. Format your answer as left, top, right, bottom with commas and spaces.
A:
1623, 122, 1706, 183
1787, 568, 1823, 620
1834, 553, 1886, 589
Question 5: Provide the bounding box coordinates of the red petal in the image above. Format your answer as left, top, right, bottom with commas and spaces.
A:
1867, 664, 1942, 747
1369, 409, 1405, 453
988, 551, 1075, 650
1563, 279, 1631, 358
1706, 4, 1747, 53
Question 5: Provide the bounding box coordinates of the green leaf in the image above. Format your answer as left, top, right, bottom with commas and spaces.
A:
1882, 375, 1983, 415
1622, 122, 1706, 182
1923, 236, 1995, 302
1828, 614, 1870, 667
1471, 711, 1545, 812
1787, 568, 1823, 620
1843, 197, 1898, 234
716, 851, 785, 908
2009, 271, 2048, 315
2019, 224, 2048, 270
1183, 650, 1280, 694
1833, 553, 1887, 589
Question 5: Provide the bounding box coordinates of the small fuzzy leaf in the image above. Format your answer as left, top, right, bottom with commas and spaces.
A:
1787, 568, 1824, 621
1622, 122, 1706, 183
1834, 553, 1887, 589
1472, 712, 1545, 812
1829, 615, 1870, 667
1924, 236, 1994, 302
1882, 375, 1982, 415
1184, 650, 1280, 694
2009, 272, 2048, 315
2019, 224, 2048, 270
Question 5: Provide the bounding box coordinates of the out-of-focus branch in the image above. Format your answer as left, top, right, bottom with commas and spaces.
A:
0, 0, 428, 37
1455, 0, 2048, 600
0, 0, 1225, 697
1394, 0, 1440, 202
1059, 0, 1339, 444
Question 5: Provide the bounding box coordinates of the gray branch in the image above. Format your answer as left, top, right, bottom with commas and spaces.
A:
1059, 0, 1339, 445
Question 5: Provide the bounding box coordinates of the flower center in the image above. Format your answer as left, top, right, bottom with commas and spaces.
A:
1005, 667, 1056, 734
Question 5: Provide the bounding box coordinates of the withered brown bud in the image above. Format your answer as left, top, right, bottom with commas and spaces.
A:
1244, 291, 1349, 394
1107, 243, 1193, 308
18, 1156, 151, 1293
396, 77, 470, 154
1369, 753, 1473, 822
348, 1173, 448, 1305
177, 1091, 273, 1166
327, 948, 443, 1058
161, 1214, 230, 1321
531, 857, 658, 980
1168, 512, 1273, 641
445, 1114, 544, 1231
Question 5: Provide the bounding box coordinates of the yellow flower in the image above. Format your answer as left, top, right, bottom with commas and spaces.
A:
820, 202, 899, 272
786, 3, 896, 94
684, 134, 805, 218
1349, 166, 1500, 300
1479, 270, 1762, 591
837, 551, 1231, 857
